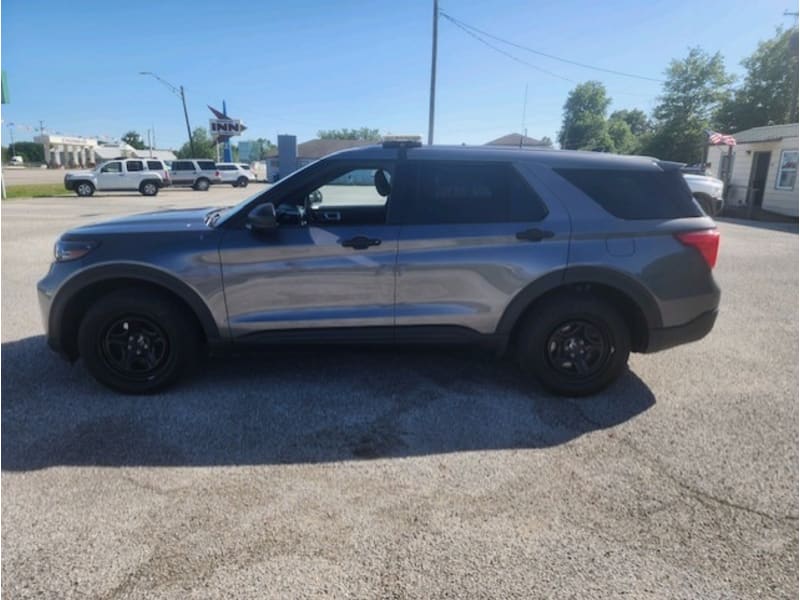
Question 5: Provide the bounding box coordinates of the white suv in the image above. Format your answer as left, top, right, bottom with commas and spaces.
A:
64, 158, 171, 197
216, 163, 257, 187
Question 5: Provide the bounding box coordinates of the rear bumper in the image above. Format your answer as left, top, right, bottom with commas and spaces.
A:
644, 309, 718, 353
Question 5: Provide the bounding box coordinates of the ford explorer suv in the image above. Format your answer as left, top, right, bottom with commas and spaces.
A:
64, 158, 170, 197
168, 159, 222, 190
38, 140, 720, 396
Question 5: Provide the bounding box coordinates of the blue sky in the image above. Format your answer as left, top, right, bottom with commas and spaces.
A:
1, 0, 794, 149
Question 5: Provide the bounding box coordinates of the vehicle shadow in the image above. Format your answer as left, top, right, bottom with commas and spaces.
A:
2, 335, 655, 471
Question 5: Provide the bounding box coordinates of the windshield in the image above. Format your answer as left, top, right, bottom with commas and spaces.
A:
212, 158, 323, 227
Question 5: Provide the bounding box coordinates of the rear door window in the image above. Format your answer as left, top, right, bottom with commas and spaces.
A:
554, 168, 701, 219
146, 160, 163, 170
126, 160, 144, 172
399, 162, 548, 224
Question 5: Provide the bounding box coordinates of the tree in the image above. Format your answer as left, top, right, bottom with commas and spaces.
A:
121, 130, 146, 150
607, 117, 638, 155
7, 141, 44, 163
608, 109, 652, 137
317, 127, 381, 140
175, 128, 216, 159
558, 81, 613, 150
644, 48, 733, 163
716, 27, 799, 132
539, 136, 553, 147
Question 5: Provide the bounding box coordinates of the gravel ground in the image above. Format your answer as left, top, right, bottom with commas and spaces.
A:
2, 190, 797, 599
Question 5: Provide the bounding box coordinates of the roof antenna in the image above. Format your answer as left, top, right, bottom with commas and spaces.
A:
520, 83, 528, 148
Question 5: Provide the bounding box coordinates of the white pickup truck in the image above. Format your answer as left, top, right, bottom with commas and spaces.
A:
64, 158, 170, 197
682, 168, 724, 217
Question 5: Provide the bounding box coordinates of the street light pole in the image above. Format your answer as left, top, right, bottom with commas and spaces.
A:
427, 0, 438, 145
139, 71, 195, 156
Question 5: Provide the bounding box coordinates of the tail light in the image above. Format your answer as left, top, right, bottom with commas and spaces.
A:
215, 170, 220, 177
675, 229, 720, 268
164, 170, 170, 182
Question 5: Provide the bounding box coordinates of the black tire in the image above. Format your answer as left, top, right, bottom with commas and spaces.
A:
516, 293, 631, 397
77, 289, 199, 394
139, 180, 159, 196
237, 177, 249, 188
193, 178, 210, 191
75, 181, 95, 197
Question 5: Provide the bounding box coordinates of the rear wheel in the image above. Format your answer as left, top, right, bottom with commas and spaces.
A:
194, 178, 210, 191
139, 181, 159, 196
236, 176, 249, 188
75, 181, 94, 197
516, 293, 630, 396
77, 289, 198, 394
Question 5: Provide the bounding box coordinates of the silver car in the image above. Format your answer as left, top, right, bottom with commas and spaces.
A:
38, 140, 720, 395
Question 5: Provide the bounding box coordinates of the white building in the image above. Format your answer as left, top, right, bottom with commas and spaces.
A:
707, 123, 799, 217
33, 134, 176, 167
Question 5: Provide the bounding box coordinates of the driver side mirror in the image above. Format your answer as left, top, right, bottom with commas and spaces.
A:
246, 202, 278, 233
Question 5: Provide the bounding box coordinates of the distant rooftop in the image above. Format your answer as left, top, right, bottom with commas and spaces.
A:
733, 123, 799, 144
485, 133, 550, 147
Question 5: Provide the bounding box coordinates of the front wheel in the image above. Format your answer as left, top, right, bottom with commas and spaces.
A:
77, 289, 198, 394
75, 181, 95, 197
516, 294, 631, 396
140, 181, 159, 196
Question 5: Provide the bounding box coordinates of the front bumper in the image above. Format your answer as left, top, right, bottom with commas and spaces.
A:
644, 309, 718, 353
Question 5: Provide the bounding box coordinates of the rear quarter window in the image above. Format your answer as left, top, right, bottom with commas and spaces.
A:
554, 168, 702, 219
146, 161, 164, 170
197, 161, 216, 170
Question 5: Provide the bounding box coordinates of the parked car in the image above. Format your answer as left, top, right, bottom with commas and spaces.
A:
168, 159, 222, 191
38, 141, 720, 395
682, 171, 725, 217
9, 155, 24, 166
63, 158, 170, 197
216, 162, 257, 187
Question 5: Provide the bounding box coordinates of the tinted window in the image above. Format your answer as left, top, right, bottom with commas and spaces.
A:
197, 161, 216, 170
147, 161, 163, 170
126, 160, 143, 172
404, 162, 547, 224
171, 161, 191, 171
100, 162, 122, 173
555, 168, 701, 219
218, 164, 236, 171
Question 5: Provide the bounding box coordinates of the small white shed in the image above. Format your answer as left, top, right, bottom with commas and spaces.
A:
707, 123, 798, 217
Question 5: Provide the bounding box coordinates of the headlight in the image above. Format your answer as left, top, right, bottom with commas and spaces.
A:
54, 240, 99, 262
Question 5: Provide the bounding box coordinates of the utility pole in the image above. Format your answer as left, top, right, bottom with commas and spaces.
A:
140, 72, 195, 156
427, 0, 438, 145
38, 120, 45, 136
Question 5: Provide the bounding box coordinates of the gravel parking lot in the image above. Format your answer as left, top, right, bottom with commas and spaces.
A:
2, 189, 798, 599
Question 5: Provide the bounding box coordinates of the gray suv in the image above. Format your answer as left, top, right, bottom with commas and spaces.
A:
37, 141, 720, 395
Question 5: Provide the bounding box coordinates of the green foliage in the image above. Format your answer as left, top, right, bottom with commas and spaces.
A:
175, 128, 216, 159
609, 109, 652, 137
1, 146, 7, 163
539, 136, 553, 147
558, 81, 613, 150
7, 141, 44, 163
716, 27, 799, 132
607, 118, 638, 155
644, 48, 733, 163
317, 127, 381, 140
121, 130, 146, 150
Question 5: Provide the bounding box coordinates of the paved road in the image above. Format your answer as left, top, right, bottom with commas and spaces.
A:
2, 192, 797, 599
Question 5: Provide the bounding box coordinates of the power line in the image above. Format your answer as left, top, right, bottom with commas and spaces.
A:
442, 14, 575, 83
440, 11, 664, 84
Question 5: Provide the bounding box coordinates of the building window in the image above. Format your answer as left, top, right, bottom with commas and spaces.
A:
776, 150, 798, 190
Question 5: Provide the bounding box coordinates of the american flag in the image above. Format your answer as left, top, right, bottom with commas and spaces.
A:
706, 129, 737, 146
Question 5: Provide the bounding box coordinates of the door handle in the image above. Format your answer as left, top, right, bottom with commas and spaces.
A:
341, 235, 381, 250
516, 228, 554, 242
